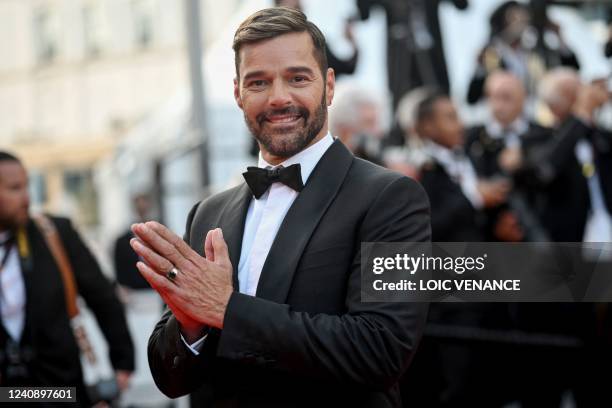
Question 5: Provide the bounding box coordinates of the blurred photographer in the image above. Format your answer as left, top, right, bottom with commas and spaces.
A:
507, 71, 612, 243
467, 1, 579, 104
466, 70, 551, 242
0, 151, 134, 406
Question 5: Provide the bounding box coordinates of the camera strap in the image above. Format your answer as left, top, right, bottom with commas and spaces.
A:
31, 215, 98, 365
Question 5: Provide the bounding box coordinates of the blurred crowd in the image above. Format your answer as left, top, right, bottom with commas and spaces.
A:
319, 0, 612, 407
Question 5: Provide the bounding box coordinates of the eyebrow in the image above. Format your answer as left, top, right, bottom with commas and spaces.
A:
242, 66, 316, 83
286, 66, 315, 76
242, 70, 266, 83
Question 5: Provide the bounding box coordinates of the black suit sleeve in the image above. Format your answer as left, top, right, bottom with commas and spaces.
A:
519, 117, 591, 186
216, 177, 430, 388
56, 217, 135, 371
147, 309, 210, 398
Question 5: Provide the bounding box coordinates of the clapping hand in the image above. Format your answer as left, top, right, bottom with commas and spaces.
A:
130, 222, 233, 342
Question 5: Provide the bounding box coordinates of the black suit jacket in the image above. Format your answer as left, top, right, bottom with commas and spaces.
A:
522, 117, 612, 242
465, 122, 552, 179
465, 122, 553, 241
148, 140, 431, 407
418, 161, 484, 242
0, 217, 134, 402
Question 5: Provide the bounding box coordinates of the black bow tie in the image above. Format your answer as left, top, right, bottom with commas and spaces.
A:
243, 164, 304, 199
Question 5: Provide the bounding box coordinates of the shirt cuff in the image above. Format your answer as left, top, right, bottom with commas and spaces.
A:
180, 333, 208, 355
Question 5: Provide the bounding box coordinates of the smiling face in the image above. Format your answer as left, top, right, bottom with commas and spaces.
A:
234, 31, 335, 165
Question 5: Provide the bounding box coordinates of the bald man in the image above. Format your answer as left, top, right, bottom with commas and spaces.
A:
465, 70, 551, 242
467, 71, 551, 171
538, 68, 581, 125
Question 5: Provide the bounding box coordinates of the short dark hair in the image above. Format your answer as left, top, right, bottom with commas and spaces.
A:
415, 90, 449, 124
232, 7, 328, 78
0, 151, 21, 165
489, 1, 524, 37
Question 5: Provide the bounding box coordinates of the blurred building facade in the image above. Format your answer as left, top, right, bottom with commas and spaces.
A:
0, 0, 242, 233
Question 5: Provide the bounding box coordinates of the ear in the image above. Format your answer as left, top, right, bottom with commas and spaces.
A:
325, 68, 335, 106
234, 77, 243, 110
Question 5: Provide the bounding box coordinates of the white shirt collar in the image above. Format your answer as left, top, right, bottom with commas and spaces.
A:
424, 140, 465, 167
257, 133, 334, 185
486, 117, 529, 139
423, 140, 484, 209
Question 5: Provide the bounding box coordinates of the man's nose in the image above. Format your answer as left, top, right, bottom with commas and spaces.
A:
268, 81, 291, 108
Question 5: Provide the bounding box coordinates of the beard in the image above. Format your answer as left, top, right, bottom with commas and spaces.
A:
245, 89, 327, 159
0, 207, 29, 231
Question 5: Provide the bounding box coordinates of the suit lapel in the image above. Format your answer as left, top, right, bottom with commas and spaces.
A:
255, 140, 354, 303
216, 184, 252, 288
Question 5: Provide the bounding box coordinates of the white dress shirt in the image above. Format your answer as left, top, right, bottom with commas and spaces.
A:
183, 133, 335, 354
575, 140, 612, 245
0, 231, 26, 341
424, 141, 484, 210
238, 134, 334, 295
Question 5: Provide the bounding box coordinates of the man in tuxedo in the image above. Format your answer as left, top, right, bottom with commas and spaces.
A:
466, 70, 551, 242
402, 91, 514, 407
0, 151, 134, 405
498, 68, 608, 242
131, 7, 430, 407
512, 73, 612, 242
466, 71, 550, 180
416, 91, 509, 242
